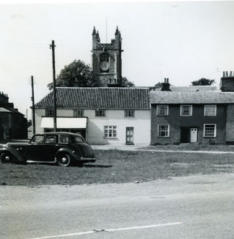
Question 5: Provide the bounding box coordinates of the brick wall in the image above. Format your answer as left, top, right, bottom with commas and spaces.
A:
151, 104, 226, 145
226, 104, 234, 143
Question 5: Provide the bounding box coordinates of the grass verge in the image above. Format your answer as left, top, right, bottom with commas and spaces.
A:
1, 150, 234, 186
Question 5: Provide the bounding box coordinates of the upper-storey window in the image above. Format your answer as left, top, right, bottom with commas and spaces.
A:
73, 109, 84, 117
45, 108, 55, 117
157, 105, 169, 116
180, 105, 192, 116
95, 109, 106, 117
125, 110, 135, 118
204, 105, 217, 116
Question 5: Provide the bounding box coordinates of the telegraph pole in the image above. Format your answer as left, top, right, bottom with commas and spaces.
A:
50, 40, 57, 132
31, 76, 36, 135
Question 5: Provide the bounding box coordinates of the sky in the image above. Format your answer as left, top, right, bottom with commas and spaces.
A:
0, 1, 234, 118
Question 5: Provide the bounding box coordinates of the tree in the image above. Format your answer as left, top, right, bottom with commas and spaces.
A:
191, 78, 215, 86
48, 60, 99, 89
48, 60, 134, 89
121, 77, 135, 87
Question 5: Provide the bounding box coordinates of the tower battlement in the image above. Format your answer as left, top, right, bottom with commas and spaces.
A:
92, 26, 122, 87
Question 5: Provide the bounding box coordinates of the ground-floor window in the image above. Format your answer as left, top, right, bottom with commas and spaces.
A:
203, 124, 216, 137
104, 125, 117, 138
158, 124, 170, 137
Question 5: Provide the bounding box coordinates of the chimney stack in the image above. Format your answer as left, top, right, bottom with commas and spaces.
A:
221, 70, 234, 92
161, 78, 171, 91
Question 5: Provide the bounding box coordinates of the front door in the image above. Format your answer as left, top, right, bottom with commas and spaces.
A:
126, 127, 134, 145
190, 128, 198, 143
181, 127, 190, 143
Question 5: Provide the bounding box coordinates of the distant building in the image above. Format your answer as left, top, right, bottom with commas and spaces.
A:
0, 92, 27, 141
35, 87, 151, 146
150, 75, 234, 145
92, 27, 122, 87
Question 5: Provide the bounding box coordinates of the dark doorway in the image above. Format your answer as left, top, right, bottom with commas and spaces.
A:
180, 127, 190, 143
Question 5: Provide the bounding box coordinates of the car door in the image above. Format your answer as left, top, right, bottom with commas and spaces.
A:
26, 134, 58, 162
40, 134, 59, 161
25, 134, 45, 161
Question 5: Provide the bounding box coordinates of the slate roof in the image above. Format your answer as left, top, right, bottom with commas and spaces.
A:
153, 86, 217, 92
35, 87, 150, 110
150, 91, 234, 104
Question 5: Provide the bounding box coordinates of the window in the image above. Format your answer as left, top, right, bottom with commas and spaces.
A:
45, 108, 55, 117
180, 105, 192, 116
158, 125, 170, 137
125, 110, 135, 118
45, 135, 57, 144
31, 135, 44, 144
204, 105, 217, 116
157, 105, 169, 116
73, 109, 84, 117
71, 135, 84, 143
59, 135, 70, 144
104, 125, 117, 138
95, 109, 105, 117
203, 124, 216, 137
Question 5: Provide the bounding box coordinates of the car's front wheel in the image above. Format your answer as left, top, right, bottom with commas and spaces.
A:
1, 152, 13, 163
57, 153, 71, 167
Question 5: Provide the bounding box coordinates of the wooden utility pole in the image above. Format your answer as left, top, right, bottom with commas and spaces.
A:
50, 40, 57, 132
31, 76, 36, 135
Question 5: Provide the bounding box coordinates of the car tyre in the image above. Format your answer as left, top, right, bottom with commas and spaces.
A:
1, 152, 12, 163
57, 153, 71, 167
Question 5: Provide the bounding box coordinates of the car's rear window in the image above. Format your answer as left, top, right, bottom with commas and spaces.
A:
71, 136, 84, 143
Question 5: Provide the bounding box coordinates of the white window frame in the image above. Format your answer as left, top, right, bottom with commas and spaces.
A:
180, 105, 193, 116
157, 105, 169, 116
204, 105, 217, 116
203, 124, 216, 138
104, 125, 117, 139
157, 124, 170, 137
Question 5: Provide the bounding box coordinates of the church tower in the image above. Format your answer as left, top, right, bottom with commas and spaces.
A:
92, 26, 123, 87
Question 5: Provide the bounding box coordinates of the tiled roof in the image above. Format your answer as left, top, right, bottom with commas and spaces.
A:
153, 86, 217, 92
150, 91, 234, 104
170, 86, 217, 92
35, 87, 150, 110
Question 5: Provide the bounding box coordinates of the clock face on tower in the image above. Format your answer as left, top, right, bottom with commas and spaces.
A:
100, 61, 110, 72
99, 53, 110, 72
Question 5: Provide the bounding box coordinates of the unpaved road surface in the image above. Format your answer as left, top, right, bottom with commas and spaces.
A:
1, 173, 234, 239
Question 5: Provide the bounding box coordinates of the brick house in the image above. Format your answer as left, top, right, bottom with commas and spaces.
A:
35, 87, 151, 146
150, 73, 234, 145
0, 92, 27, 141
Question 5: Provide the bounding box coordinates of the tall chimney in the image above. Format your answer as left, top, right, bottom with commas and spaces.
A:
220, 70, 234, 92
161, 78, 171, 91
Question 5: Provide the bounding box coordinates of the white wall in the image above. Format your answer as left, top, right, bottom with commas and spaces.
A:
85, 110, 151, 146
35, 109, 151, 146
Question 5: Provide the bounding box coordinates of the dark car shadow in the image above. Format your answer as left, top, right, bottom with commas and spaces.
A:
25, 161, 112, 168
81, 164, 112, 168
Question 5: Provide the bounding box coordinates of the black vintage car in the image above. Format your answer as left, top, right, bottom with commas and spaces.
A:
0, 132, 96, 167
